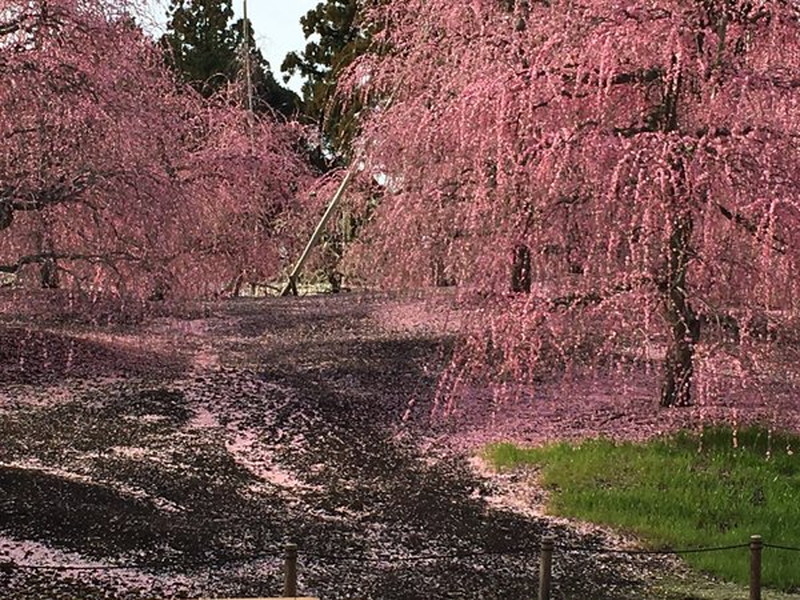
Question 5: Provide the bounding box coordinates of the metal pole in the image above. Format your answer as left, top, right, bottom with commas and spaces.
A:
749, 535, 762, 600
538, 535, 554, 600
283, 542, 298, 597
280, 168, 356, 296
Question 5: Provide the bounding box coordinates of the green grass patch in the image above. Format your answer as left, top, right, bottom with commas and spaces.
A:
485, 427, 800, 592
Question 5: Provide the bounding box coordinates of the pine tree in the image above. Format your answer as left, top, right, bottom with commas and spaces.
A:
281, 0, 372, 159
163, 0, 298, 117
162, 0, 238, 97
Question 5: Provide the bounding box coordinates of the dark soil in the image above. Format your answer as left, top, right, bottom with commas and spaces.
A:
0, 292, 681, 599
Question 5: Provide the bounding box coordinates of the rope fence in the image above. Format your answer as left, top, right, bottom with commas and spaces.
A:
0, 548, 284, 572
557, 542, 751, 555
2, 534, 798, 600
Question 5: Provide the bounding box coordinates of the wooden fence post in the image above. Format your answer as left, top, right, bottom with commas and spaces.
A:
284, 543, 298, 598
538, 535, 554, 600
749, 535, 762, 600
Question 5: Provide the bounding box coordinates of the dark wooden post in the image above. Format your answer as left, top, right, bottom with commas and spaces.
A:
284, 543, 298, 597
750, 535, 762, 600
538, 535, 554, 600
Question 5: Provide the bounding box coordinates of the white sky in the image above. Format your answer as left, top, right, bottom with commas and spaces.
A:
142, 1, 320, 92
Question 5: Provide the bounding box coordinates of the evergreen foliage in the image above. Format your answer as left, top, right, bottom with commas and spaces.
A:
162, 0, 298, 117
282, 0, 372, 159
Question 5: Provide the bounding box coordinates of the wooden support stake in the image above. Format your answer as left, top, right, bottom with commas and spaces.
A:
538, 535, 554, 600
280, 168, 356, 296
283, 543, 298, 598
750, 535, 762, 600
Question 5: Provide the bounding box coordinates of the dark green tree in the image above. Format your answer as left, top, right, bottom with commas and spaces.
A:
162, 0, 298, 117
232, 18, 299, 117
162, 0, 237, 96
281, 0, 372, 160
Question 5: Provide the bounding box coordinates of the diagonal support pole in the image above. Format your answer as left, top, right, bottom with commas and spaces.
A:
280, 167, 356, 296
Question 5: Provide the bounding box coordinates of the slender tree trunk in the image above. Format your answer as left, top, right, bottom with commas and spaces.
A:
35, 230, 59, 289
660, 209, 699, 407
231, 272, 244, 297
433, 255, 449, 287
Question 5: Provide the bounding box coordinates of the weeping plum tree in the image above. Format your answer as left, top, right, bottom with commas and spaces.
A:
0, 0, 311, 300
342, 0, 800, 407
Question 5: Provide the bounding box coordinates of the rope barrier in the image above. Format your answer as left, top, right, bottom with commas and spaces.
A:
2, 539, 797, 572
303, 546, 535, 563
764, 543, 800, 553
1, 548, 283, 572
560, 543, 751, 555
304, 542, 757, 562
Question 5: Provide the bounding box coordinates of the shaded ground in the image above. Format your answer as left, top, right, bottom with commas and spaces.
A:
0, 291, 786, 599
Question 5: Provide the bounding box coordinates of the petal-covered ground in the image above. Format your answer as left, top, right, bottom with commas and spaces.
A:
0, 291, 794, 599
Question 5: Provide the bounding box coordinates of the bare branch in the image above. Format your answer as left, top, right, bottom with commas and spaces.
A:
0, 18, 23, 37
549, 277, 653, 310
0, 250, 144, 275
715, 202, 788, 254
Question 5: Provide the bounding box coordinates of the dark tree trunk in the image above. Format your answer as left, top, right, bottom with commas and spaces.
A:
327, 269, 342, 293
432, 255, 455, 287
231, 273, 244, 297
657, 58, 699, 407
39, 257, 59, 289
660, 209, 699, 407
511, 244, 531, 293
0, 201, 12, 230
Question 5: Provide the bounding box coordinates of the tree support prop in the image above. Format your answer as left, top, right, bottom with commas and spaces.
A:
280, 168, 355, 297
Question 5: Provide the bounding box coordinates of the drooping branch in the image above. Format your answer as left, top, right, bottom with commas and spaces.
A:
521, 65, 664, 89
0, 173, 99, 230
0, 250, 142, 274
548, 276, 654, 310
715, 202, 788, 254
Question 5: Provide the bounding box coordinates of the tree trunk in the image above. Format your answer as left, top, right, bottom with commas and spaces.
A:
0, 201, 12, 230
39, 257, 59, 289
657, 59, 698, 408
432, 255, 455, 287
511, 244, 531, 293
660, 209, 699, 407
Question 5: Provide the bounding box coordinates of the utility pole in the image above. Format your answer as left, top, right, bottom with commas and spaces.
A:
242, 0, 254, 117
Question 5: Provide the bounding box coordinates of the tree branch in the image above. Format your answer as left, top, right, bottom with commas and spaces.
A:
548, 276, 653, 310
715, 202, 788, 254
1, 172, 98, 219
0, 250, 143, 275
0, 18, 23, 37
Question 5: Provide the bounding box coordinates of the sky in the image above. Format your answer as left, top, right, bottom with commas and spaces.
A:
143, 1, 320, 92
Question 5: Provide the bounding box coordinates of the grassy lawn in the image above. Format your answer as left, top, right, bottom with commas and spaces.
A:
485, 427, 800, 592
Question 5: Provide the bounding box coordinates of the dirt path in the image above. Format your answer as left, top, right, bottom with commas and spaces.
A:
0, 292, 695, 599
